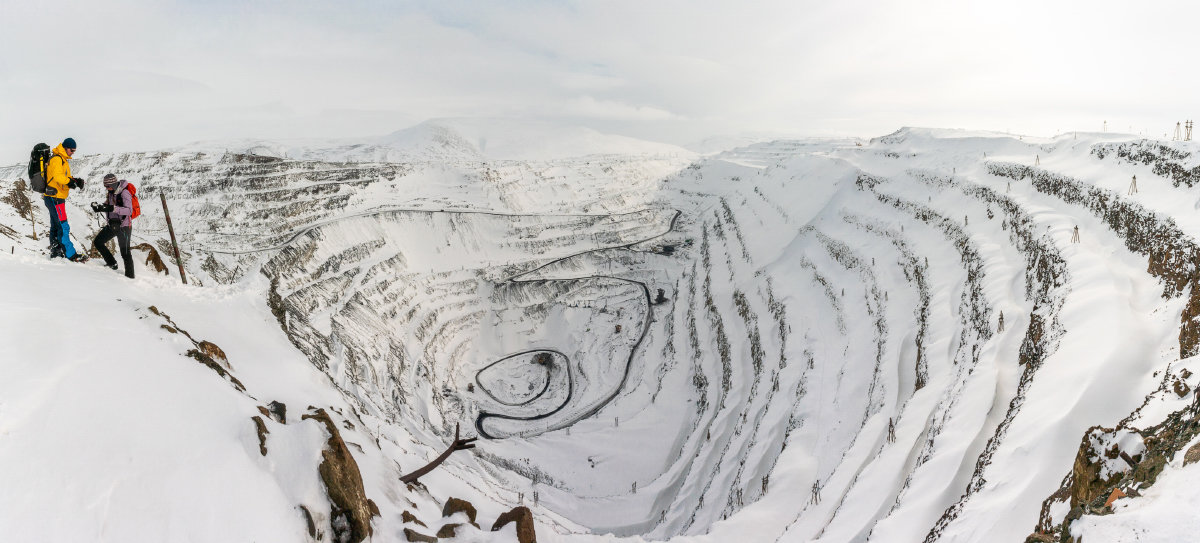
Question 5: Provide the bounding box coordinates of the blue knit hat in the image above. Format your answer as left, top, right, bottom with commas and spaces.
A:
63, 137, 76, 149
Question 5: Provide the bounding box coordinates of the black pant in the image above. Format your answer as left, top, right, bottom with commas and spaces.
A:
94, 223, 134, 278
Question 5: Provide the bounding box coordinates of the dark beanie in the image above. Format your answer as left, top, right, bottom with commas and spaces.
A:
63, 137, 77, 149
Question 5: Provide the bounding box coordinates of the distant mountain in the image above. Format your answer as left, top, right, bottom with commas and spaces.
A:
172, 118, 695, 163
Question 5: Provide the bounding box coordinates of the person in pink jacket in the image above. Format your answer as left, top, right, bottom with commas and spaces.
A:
90, 174, 136, 279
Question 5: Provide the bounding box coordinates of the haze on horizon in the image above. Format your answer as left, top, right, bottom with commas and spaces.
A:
2, 0, 1196, 156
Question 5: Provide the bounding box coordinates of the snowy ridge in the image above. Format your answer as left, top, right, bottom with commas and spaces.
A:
3, 127, 1200, 541
172, 118, 695, 163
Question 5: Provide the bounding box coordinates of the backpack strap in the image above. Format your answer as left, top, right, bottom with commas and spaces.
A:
46, 154, 62, 176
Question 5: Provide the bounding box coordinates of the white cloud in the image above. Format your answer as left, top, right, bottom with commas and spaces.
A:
555, 96, 681, 121
1, 0, 1198, 157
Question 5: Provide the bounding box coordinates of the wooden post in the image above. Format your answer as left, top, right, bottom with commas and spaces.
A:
160, 192, 187, 284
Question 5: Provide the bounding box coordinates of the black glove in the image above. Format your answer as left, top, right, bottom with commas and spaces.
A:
90, 202, 113, 213
68, 177, 85, 189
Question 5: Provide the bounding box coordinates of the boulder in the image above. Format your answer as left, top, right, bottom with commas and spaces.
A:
252, 416, 269, 456
400, 510, 427, 528
437, 523, 462, 538
1184, 441, 1200, 466
491, 506, 536, 543
299, 505, 317, 538
197, 340, 229, 368
302, 408, 377, 543
442, 497, 477, 524
403, 528, 437, 542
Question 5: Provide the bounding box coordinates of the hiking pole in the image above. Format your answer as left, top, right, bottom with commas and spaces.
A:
160, 192, 187, 285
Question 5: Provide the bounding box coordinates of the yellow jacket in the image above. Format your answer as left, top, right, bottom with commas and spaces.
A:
45, 144, 73, 199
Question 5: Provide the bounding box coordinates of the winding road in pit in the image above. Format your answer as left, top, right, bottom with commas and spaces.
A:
473, 209, 681, 440
198, 199, 681, 440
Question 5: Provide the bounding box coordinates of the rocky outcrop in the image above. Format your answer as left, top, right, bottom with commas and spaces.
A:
147, 305, 245, 391
403, 527, 437, 542
132, 243, 169, 274
299, 505, 318, 539
252, 416, 269, 456
988, 162, 1200, 356
401, 510, 426, 527
492, 506, 537, 543
1092, 140, 1200, 187
1034, 388, 1200, 539
257, 401, 287, 424
301, 407, 376, 543
441, 497, 478, 525
436, 523, 462, 538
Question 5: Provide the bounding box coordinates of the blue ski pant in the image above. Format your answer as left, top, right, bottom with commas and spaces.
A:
43, 196, 77, 259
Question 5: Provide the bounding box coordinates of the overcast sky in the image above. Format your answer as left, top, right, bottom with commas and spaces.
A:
2, 0, 1196, 155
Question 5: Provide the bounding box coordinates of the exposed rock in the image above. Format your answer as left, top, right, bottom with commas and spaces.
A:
132, 242, 169, 274
400, 510, 427, 528
267, 400, 288, 424
2, 179, 33, 220
436, 523, 462, 538
1069, 426, 1114, 508
403, 527, 437, 542
252, 415, 269, 456
299, 505, 317, 538
1184, 441, 1200, 466
267, 276, 289, 332
442, 497, 477, 524
301, 408, 376, 543
186, 348, 247, 392
1174, 378, 1191, 398
197, 340, 228, 366
1024, 533, 1054, 543
491, 506, 537, 543
1183, 288, 1200, 355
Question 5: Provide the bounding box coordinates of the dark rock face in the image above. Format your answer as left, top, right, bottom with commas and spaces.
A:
1068, 427, 1120, 509
301, 408, 376, 543
436, 523, 462, 538
196, 340, 228, 366
441, 497, 477, 524
299, 505, 318, 538
132, 243, 169, 274
491, 506, 537, 543
400, 510, 426, 527
252, 416, 269, 456
1035, 393, 1200, 538
1185, 442, 1200, 466
266, 400, 287, 424
402, 527, 437, 542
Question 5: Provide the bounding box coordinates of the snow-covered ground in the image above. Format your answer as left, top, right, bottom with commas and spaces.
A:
3, 123, 1200, 542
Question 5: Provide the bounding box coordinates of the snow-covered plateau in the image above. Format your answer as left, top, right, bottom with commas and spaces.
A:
4, 122, 1200, 542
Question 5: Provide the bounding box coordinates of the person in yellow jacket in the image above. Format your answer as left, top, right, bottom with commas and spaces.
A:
43, 137, 86, 261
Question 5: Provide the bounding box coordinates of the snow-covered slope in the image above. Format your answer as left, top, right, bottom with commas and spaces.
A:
3, 126, 1200, 542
